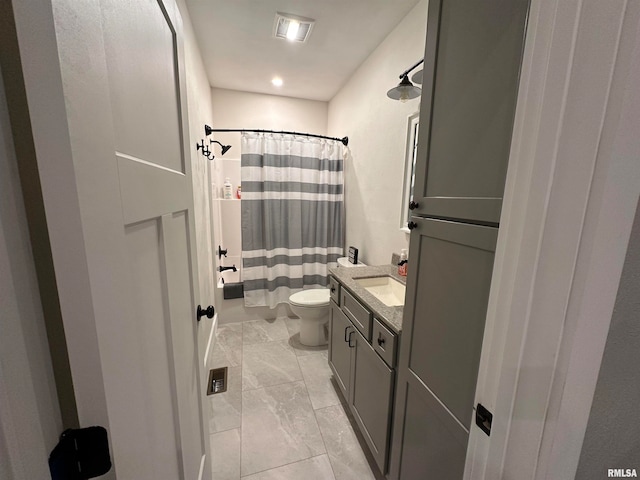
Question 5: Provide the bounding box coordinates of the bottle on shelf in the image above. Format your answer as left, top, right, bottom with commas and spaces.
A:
223, 177, 233, 199
236, 185, 242, 199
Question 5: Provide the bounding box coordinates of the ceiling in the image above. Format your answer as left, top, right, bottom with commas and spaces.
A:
185, 0, 421, 102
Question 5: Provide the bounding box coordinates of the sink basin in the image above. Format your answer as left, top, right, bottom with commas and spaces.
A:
355, 276, 406, 307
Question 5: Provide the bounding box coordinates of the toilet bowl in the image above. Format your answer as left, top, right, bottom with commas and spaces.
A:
289, 289, 330, 346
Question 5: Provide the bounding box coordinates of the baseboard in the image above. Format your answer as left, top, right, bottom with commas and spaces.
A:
203, 313, 217, 369
197, 453, 206, 480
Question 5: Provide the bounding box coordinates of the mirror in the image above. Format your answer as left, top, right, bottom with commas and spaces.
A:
400, 112, 419, 231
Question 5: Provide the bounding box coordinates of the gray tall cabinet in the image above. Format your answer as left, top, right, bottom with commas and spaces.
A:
389, 0, 530, 478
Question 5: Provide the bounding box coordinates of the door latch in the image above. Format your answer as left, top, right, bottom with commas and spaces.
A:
197, 305, 215, 322
475, 403, 493, 436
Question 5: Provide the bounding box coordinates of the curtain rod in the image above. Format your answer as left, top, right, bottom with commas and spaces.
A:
204, 125, 348, 146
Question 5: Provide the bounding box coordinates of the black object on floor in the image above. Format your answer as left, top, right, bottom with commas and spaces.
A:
223, 282, 244, 299
49, 426, 112, 479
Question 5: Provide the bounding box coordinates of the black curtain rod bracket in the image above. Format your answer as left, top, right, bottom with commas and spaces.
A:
204, 126, 348, 147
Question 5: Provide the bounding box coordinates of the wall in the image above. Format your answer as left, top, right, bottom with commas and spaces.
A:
209, 87, 328, 213
210, 88, 328, 323
210, 88, 328, 149
0, 62, 62, 480
176, 0, 216, 359
210, 0, 429, 271
576, 198, 640, 477
328, 0, 428, 265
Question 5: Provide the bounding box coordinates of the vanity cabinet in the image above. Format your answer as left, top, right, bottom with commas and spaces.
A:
328, 278, 398, 474
329, 301, 352, 398
372, 318, 397, 368
341, 288, 372, 340
351, 329, 394, 472
329, 276, 341, 305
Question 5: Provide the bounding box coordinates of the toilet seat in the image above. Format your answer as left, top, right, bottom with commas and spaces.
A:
289, 289, 330, 307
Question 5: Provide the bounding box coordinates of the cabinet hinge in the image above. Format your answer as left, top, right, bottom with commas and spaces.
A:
49, 426, 112, 479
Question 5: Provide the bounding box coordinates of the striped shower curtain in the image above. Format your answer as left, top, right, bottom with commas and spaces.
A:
241, 133, 344, 308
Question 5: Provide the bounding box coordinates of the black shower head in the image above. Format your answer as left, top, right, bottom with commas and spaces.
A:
210, 139, 232, 156
221, 144, 232, 156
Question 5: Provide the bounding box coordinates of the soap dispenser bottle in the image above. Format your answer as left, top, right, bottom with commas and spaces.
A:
398, 249, 408, 276
223, 177, 233, 199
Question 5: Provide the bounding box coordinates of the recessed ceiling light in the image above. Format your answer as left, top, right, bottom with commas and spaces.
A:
272, 77, 283, 87
274, 13, 315, 43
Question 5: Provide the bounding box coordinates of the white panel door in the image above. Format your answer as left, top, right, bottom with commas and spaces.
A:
101, 1, 206, 478
8, 0, 209, 477
85, 0, 206, 477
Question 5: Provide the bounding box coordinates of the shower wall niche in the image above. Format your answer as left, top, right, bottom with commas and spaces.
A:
211, 157, 241, 286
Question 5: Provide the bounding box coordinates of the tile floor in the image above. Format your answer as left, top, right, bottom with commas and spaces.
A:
207, 317, 384, 480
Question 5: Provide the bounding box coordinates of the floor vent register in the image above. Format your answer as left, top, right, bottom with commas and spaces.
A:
207, 367, 228, 395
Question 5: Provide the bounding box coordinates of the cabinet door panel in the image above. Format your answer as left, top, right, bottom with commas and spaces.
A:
412, 0, 530, 224
351, 330, 394, 473
398, 382, 467, 480
328, 301, 352, 398
408, 218, 497, 429
391, 218, 497, 480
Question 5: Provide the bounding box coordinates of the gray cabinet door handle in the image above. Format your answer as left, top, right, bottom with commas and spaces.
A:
348, 330, 355, 348
344, 325, 351, 342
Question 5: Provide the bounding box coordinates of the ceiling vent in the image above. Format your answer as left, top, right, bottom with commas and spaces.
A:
273, 13, 315, 43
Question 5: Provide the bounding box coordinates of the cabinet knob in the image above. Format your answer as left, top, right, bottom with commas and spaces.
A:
377, 334, 386, 347
407, 221, 418, 230
409, 201, 419, 210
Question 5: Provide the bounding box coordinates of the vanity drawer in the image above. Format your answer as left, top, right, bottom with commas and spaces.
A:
341, 289, 372, 340
372, 318, 397, 368
329, 276, 341, 305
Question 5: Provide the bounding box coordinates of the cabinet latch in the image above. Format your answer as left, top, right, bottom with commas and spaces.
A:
475, 403, 493, 436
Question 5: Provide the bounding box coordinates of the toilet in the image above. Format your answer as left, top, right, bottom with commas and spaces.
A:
289, 257, 367, 346
289, 289, 331, 347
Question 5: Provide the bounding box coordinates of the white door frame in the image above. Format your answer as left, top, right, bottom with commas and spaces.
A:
466, 0, 640, 477
9, 0, 112, 437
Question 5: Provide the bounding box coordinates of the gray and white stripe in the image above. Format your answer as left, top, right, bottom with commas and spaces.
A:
241, 133, 344, 308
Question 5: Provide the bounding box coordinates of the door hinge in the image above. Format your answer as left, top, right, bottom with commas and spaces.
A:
475, 403, 493, 436
49, 426, 112, 479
